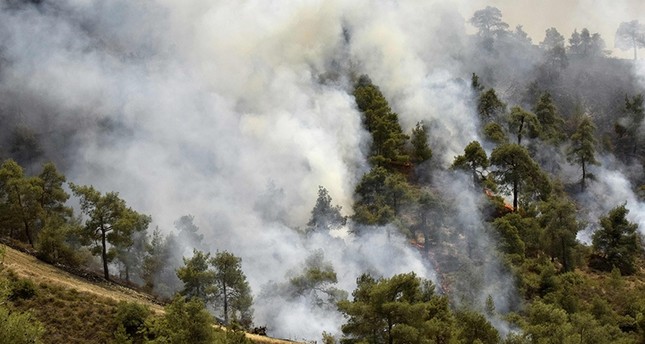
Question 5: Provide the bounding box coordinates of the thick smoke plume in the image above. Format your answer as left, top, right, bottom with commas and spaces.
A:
1, 0, 644, 340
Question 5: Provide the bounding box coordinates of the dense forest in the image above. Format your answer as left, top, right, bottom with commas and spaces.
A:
1, 1, 645, 343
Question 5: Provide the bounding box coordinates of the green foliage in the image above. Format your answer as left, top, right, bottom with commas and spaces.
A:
147, 296, 216, 344
36, 216, 84, 266
288, 250, 347, 309
177, 249, 216, 302
416, 190, 449, 253
0, 159, 43, 246
534, 92, 565, 144
591, 204, 641, 275
9, 125, 43, 167
567, 115, 599, 191
142, 228, 183, 299
614, 94, 644, 160
114, 301, 151, 343
177, 249, 254, 327
478, 88, 506, 121
568, 28, 606, 57
116, 228, 149, 283
308, 186, 346, 232
9, 278, 38, 300
540, 28, 568, 69
38, 162, 72, 217
410, 121, 433, 163
0, 160, 72, 250
455, 310, 499, 344
338, 272, 457, 344
352, 167, 412, 226
483, 122, 508, 144
453, 141, 489, 187
507, 106, 540, 145
114, 324, 134, 344
3, 273, 122, 343
524, 301, 573, 343
470, 6, 509, 38
143, 228, 181, 296
490, 143, 551, 210
471, 73, 485, 93
492, 214, 526, 259
353, 76, 410, 167
70, 183, 151, 281
212, 328, 253, 344
210, 250, 254, 327
0, 304, 45, 344
537, 195, 581, 272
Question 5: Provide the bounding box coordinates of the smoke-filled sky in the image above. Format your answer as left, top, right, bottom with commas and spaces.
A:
467, 0, 645, 59
1, 0, 644, 340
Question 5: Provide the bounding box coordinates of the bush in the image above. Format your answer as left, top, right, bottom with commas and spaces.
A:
147, 296, 216, 344
10, 279, 37, 300
35, 221, 83, 267
0, 305, 45, 344
114, 301, 151, 343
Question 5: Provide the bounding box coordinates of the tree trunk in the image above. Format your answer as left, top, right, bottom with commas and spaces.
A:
472, 169, 478, 187
22, 218, 33, 247
16, 190, 34, 246
581, 160, 587, 192
222, 281, 228, 325
513, 179, 519, 211
101, 226, 110, 281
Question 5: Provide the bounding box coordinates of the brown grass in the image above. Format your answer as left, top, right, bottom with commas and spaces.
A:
2, 245, 300, 344
3, 246, 165, 314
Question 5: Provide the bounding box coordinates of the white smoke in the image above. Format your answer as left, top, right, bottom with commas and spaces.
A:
576, 160, 645, 242
5, 0, 643, 341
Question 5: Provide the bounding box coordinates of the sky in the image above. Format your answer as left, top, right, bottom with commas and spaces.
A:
464, 0, 645, 59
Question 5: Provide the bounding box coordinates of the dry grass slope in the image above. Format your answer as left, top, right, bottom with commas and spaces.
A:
2, 245, 298, 344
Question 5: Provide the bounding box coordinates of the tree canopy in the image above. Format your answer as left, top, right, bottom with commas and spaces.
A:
591, 205, 641, 275
615, 20, 645, 60
70, 183, 151, 281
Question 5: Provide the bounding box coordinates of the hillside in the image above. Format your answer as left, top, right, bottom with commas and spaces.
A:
0, 244, 292, 344
2, 1, 645, 343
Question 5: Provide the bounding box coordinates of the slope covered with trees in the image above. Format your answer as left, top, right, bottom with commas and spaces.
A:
0, 1, 644, 343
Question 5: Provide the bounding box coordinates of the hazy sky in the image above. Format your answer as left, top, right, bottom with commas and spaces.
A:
463, 0, 645, 59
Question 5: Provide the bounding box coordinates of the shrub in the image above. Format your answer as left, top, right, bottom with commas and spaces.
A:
114, 301, 151, 343
10, 279, 37, 300
0, 305, 45, 344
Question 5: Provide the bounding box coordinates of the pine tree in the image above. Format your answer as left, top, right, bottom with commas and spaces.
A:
490, 143, 551, 210
534, 92, 565, 144
507, 106, 540, 145
70, 183, 151, 281
177, 250, 216, 302
210, 251, 253, 327
410, 122, 433, 163
353, 75, 410, 167
567, 115, 599, 192
308, 186, 346, 232
452, 141, 489, 187
592, 205, 641, 275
